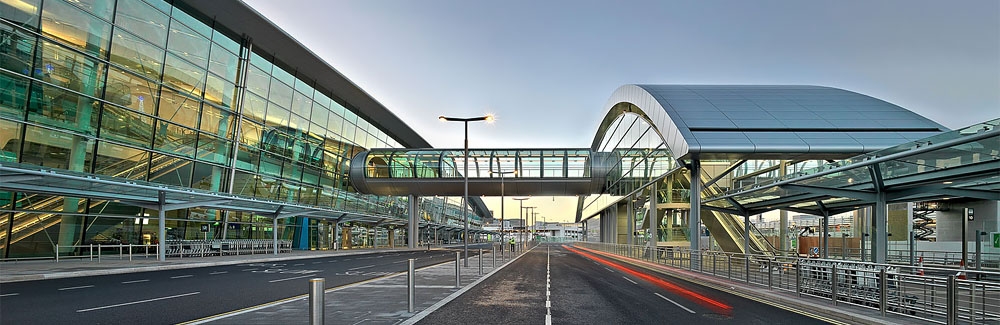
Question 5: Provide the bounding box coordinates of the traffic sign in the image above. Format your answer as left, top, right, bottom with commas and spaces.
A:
993, 233, 999, 248
200, 224, 209, 232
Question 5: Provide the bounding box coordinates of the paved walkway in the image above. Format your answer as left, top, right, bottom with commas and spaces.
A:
1, 243, 529, 325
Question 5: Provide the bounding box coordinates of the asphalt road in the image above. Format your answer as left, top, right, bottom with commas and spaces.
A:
0, 248, 486, 324
419, 244, 832, 324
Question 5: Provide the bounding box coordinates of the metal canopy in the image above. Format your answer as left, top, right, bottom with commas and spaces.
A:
704, 119, 1000, 216
0, 162, 407, 225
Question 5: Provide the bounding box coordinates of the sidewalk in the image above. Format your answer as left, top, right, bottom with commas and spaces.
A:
0, 245, 469, 283
1, 244, 529, 324
188, 248, 523, 325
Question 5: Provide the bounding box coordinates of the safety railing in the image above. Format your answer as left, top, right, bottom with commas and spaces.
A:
53, 243, 158, 262
575, 242, 1000, 325
166, 239, 293, 257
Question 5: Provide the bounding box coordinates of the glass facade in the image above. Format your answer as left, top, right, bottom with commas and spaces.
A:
0, 0, 479, 258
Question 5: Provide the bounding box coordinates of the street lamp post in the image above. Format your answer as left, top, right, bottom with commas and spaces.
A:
513, 198, 529, 246
439, 115, 493, 267
490, 170, 516, 251
523, 206, 536, 244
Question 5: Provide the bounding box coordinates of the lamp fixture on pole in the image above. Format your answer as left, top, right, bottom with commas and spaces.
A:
439, 114, 493, 266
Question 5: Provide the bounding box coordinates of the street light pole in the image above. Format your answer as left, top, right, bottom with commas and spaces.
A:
513, 198, 529, 246
490, 170, 516, 251
439, 115, 492, 267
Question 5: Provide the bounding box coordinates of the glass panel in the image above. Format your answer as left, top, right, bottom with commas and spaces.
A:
1, 21, 35, 75
208, 43, 238, 83
168, 7, 211, 38
199, 104, 232, 137
166, 18, 209, 69
0, 119, 22, 162
243, 92, 266, 123
34, 39, 106, 98
93, 140, 148, 180
0, 71, 29, 119
114, 0, 168, 46
148, 153, 192, 187
234, 144, 258, 172
65, 0, 113, 20
26, 81, 100, 132
289, 112, 307, 133
270, 65, 294, 87
204, 73, 235, 108
162, 52, 204, 97
105, 66, 158, 115
291, 90, 312, 119
245, 63, 269, 97
191, 161, 226, 191
153, 121, 196, 158
267, 78, 292, 109
238, 120, 262, 147
20, 125, 94, 171
156, 87, 200, 129
195, 133, 230, 164
211, 29, 239, 55
1, 0, 41, 29
109, 29, 164, 81
40, 0, 111, 58
263, 103, 289, 129
543, 151, 564, 178
99, 104, 153, 147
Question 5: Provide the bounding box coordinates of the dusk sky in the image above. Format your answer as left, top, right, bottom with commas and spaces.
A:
242, 0, 999, 223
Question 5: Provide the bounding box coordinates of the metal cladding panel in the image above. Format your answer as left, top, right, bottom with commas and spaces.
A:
610, 84, 952, 158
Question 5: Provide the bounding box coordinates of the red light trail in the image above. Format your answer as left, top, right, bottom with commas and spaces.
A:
563, 245, 733, 313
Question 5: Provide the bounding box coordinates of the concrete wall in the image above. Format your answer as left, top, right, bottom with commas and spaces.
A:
937, 200, 999, 242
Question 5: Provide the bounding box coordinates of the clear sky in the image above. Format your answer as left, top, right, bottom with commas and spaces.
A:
242, 0, 999, 224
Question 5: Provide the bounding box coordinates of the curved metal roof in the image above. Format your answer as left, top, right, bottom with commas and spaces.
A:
594, 85, 949, 160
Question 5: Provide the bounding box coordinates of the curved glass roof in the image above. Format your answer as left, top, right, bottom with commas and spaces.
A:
601, 85, 949, 160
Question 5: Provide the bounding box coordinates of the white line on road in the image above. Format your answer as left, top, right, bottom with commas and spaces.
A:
121, 279, 149, 284
293, 263, 305, 266
603, 267, 614, 273
170, 275, 193, 279
58, 285, 94, 291
268, 275, 313, 283
77, 292, 200, 312
0, 293, 20, 297
622, 277, 638, 285
312, 262, 323, 264
392, 260, 407, 263
348, 264, 375, 270
655, 293, 696, 314
209, 271, 228, 275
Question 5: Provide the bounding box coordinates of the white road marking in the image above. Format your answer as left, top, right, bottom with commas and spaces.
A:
209, 271, 228, 275
293, 263, 305, 266
348, 265, 375, 270
312, 262, 323, 264
0, 293, 20, 297
603, 267, 614, 272
170, 275, 193, 279
546, 249, 552, 325
58, 285, 94, 291
268, 275, 313, 283
392, 260, 407, 264
655, 293, 696, 314
121, 279, 149, 284
622, 277, 637, 285
77, 292, 200, 312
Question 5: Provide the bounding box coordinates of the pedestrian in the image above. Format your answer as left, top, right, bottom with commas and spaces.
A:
509, 237, 515, 252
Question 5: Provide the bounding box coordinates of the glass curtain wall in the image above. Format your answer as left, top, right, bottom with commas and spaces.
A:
0, 0, 471, 257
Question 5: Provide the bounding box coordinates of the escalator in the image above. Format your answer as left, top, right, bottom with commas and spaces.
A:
677, 172, 776, 256
0, 138, 198, 250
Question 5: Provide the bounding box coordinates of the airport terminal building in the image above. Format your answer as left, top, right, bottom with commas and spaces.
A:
0, 0, 490, 258
1, 0, 997, 262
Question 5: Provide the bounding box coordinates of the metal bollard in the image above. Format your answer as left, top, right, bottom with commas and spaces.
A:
879, 268, 887, 316
90, 244, 94, 261
795, 262, 802, 297
479, 249, 483, 275
492, 246, 496, 268
946, 275, 956, 325
309, 278, 325, 325
767, 260, 773, 290
98, 244, 102, 263
408, 259, 415, 313
831, 264, 838, 305
129, 244, 133, 261
55, 245, 59, 263
455, 252, 461, 288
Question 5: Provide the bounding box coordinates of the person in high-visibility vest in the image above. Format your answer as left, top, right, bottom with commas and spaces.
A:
509, 237, 516, 252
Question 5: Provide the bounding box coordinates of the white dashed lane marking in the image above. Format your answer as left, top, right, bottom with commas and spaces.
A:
58, 285, 94, 291
121, 279, 149, 284
170, 275, 193, 279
